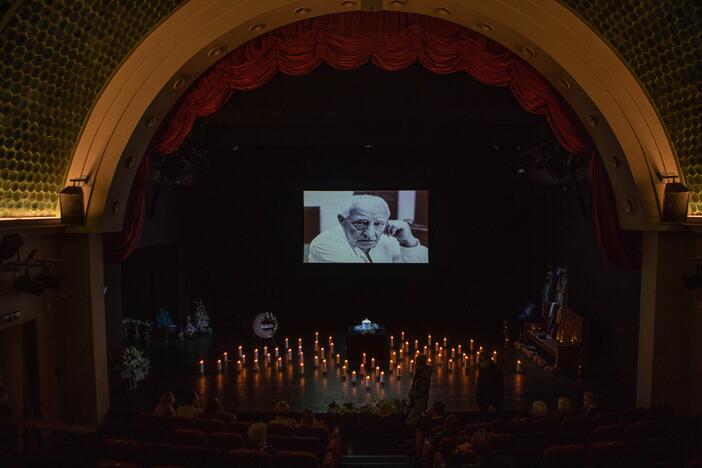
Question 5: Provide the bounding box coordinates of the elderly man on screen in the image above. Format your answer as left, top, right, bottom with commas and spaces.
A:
308, 195, 428, 263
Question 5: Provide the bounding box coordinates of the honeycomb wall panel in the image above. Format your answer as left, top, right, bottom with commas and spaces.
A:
561, 0, 702, 214
0, 0, 185, 218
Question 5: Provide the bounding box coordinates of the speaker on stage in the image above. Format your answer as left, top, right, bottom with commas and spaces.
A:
661, 182, 689, 224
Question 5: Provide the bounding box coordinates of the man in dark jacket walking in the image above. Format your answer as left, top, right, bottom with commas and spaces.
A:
406, 354, 433, 427
476, 351, 504, 413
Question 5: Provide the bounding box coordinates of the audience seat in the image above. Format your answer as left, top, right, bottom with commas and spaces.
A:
587, 441, 628, 466
143, 442, 223, 468
229, 421, 253, 439
648, 405, 675, 420
542, 444, 586, 468
530, 418, 561, 433
625, 420, 663, 440
487, 432, 515, 450
620, 408, 648, 425
592, 411, 620, 427
229, 448, 273, 468
630, 436, 677, 464
269, 435, 324, 460
97, 462, 143, 468
194, 418, 227, 434
163, 416, 195, 432
686, 457, 702, 468
297, 425, 330, 445
464, 422, 494, 435
589, 424, 626, 443
494, 448, 540, 467
505, 419, 530, 434
135, 413, 163, 427
102, 438, 142, 464
171, 429, 208, 446
274, 450, 320, 468
209, 432, 244, 451
561, 414, 591, 432
267, 422, 296, 436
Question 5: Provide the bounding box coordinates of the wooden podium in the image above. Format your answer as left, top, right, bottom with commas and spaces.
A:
523, 305, 584, 371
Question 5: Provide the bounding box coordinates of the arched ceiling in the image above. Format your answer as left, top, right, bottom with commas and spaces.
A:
0, 0, 699, 219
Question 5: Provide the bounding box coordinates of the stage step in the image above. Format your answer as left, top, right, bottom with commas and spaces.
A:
341, 454, 416, 467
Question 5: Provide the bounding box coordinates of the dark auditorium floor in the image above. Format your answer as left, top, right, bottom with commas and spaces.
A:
111, 333, 626, 415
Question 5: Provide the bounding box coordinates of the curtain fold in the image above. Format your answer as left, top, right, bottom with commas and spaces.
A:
110, 11, 635, 268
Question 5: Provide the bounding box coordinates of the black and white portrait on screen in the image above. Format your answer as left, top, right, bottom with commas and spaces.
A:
303, 191, 429, 263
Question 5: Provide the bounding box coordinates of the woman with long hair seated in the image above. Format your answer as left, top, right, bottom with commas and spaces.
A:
203, 395, 237, 422
152, 391, 176, 417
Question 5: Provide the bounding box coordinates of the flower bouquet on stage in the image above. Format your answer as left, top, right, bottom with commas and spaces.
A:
182, 299, 213, 339
119, 345, 150, 390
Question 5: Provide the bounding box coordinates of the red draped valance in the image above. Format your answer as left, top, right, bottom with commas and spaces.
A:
110, 11, 635, 268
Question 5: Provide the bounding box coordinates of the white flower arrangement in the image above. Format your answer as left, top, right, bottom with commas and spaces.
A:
120, 345, 151, 384
184, 299, 212, 338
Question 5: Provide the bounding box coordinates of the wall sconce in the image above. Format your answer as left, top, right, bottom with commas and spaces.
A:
60, 176, 89, 225
658, 174, 689, 224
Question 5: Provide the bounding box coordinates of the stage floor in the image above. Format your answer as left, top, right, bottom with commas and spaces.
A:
125, 333, 610, 414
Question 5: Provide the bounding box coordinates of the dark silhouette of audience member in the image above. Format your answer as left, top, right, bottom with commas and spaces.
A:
420, 401, 447, 434
475, 352, 503, 413
0, 385, 18, 453
177, 391, 204, 419
153, 391, 176, 417
555, 396, 574, 419
203, 395, 237, 422
247, 422, 276, 455
299, 408, 325, 428
431, 414, 460, 447
426, 401, 446, 419
583, 391, 599, 415
270, 400, 297, 428
406, 354, 433, 428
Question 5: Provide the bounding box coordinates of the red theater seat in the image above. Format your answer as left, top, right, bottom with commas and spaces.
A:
268, 435, 324, 460
229, 421, 253, 438
102, 438, 142, 464
194, 418, 227, 434
620, 408, 648, 425
171, 429, 208, 446
488, 433, 515, 450
589, 424, 626, 443
464, 422, 494, 435
530, 418, 561, 433
561, 414, 591, 432
296, 425, 330, 445
97, 462, 143, 468
587, 441, 628, 466
163, 416, 195, 432
209, 432, 244, 451
505, 419, 530, 433
230, 448, 273, 468
267, 422, 296, 436
592, 411, 620, 427
625, 420, 663, 440
542, 444, 586, 468
274, 450, 320, 468
143, 442, 222, 467
135, 413, 162, 427
631, 436, 677, 464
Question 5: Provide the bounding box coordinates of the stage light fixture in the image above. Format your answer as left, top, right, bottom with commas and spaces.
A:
59, 176, 88, 225
0, 234, 23, 260
658, 174, 689, 224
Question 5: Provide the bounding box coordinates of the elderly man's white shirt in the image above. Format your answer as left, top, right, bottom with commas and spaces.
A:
308, 226, 428, 263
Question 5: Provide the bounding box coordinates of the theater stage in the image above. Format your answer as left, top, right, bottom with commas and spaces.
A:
119, 330, 621, 416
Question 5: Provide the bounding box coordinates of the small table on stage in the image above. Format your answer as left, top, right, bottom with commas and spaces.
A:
346, 324, 389, 363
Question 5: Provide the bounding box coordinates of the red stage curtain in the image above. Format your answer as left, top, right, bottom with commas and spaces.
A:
104, 154, 149, 263
111, 11, 635, 268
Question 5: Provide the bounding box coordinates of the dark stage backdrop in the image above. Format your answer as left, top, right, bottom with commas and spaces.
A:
196, 146, 535, 343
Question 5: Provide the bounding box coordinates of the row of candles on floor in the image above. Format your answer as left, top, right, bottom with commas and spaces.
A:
197, 331, 524, 375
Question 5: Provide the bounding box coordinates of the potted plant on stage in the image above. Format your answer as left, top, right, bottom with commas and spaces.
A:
119, 345, 151, 391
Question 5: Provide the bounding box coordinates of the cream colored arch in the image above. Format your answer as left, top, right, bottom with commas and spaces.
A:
66, 0, 680, 233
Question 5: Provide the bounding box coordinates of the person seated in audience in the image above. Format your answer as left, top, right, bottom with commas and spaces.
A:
247, 422, 276, 455
476, 352, 504, 414
177, 391, 204, 419
270, 400, 296, 428
430, 414, 460, 447
583, 391, 599, 415
153, 391, 176, 417
555, 396, 574, 419
203, 395, 237, 422
447, 430, 497, 468
298, 408, 325, 428
419, 401, 446, 434
512, 400, 549, 424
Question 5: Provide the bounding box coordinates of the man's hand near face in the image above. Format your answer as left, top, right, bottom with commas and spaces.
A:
385, 219, 419, 248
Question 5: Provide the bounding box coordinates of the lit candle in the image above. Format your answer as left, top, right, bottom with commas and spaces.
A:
437, 353, 443, 363
439, 346, 444, 356
241, 354, 246, 366
397, 364, 402, 378
415, 350, 420, 359
315, 331, 319, 341
314, 340, 319, 352
199, 360, 205, 373
427, 357, 432, 366
254, 348, 259, 361
336, 353, 341, 365
404, 341, 409, 352
375, 366, 380, 377
266, 353, 271, 364
389, 359, 395, 372
299, 361, 305, 375
217, 359, 222, 371
390, 335, 394, 348
298, 337, 302, 347
492, 350, 497, 363
275, 347, 279, 358
443, 337, 448, 347
287, 348, 292, 361
409, 359, 414, 374
448, 358, 453, 371
322, 358, 327, 374
238, 345, 243, 357
277, 357, 283, 369
236, 360, 242, 372
434, 342, 439, 353
263, 346, 268, 356
360, 363, 365, 376
344, 359, 349, 369
299, 351, 304, 362
342, 365, 347, 378
469, 338, 474, 352
223, 351, 228, 362
371, 357, 376, 369
351, 370, 357, 383
398, 347, 404, 359
428, 334, 432, 346
328, 335, 333, 346
479, 345, 484, 355
330, 342, 334, 354
362, 353, 367, 365
401, 331, 405, 341
298, 345, 303, 355
314, 355, 319, 368
365, 375, 371, 390
516, 359, 522, 373
451, 347, 456, 359
457, 345, 462, 357
285, 337, 289, 349
253, 358, 259, 371
320, 347, 325, 357
380, 371, 385, 385
415, 340, 420, 351
423, 345, 428, 355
